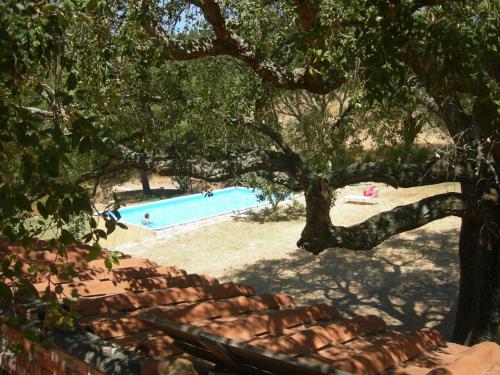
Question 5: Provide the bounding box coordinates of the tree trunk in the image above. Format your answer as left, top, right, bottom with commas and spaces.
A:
139, 169, 152, 195
452, 183, 500, 345
297, 178, 334, 254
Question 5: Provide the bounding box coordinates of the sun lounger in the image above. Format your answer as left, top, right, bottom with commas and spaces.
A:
137, 313, 350, 375
343, 185, 380, 204
342, 195, 380, 204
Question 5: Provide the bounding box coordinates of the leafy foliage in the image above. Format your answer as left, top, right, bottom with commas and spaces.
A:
0, 0, 127, 336
0, 0, 498, 346
243, 173, 292, 212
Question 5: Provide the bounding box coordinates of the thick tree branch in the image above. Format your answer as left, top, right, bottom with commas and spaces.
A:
328, 158, 477, 189
328, 192, 468, 250
188, 0, 232, 42
107, 144, 294, 181
299, 192, 469, 253
138, 0, 341, 94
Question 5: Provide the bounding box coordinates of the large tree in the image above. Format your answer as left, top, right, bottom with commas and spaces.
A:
110, 0, 497, 345
0, 0, 497, 345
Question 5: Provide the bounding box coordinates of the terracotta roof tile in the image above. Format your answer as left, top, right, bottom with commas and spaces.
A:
85, 316, 155, 339
2, 241, 499, 375
322, 315, 387, 344
425, 342, 500, 375
76, 282, 254, 316
87, 258, 157, 269
109, 265, 187, 280
147, 293, 286, 323
307, 328, 445, 374
35, 273, 218, 297
197, 304, 339, 341
248, 325, 333, 356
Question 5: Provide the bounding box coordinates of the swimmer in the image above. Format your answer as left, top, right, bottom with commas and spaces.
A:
141, 213, 152, 225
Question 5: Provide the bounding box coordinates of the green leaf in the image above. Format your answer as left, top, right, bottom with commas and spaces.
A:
49, 263, 58, 275
104, 256, 112, 270
67, 72, 78, 91
105, 219, 115, 235
111, 251, 120, 265
60, 197, 73, 222
39, 149, 60, 178
60, 229, 75, 245
78, 137, 92, 153
0, 282, 13, 304
86, 243, 101, 262
55, 284, 63, 294
16, 279, 38, 299
94, 229, 107, 239
86, 0, 98, 10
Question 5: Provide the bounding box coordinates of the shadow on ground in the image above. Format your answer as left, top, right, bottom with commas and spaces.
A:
225, 227, 460, 340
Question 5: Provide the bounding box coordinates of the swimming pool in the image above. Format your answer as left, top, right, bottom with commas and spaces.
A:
114, 187, 272, 230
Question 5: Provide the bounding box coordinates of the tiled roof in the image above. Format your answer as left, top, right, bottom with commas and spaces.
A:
1, 240, 499, 374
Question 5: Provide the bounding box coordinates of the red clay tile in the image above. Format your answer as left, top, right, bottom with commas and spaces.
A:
0, 240, 109, 264
88, 258, 157, 269
323, 315, 387, 345
85, 317, 155, 338
77, 293, 139, 315
198, 304, 339, 341
36, 273, 219, 297
109, 265, 187, 280
308, 328, 445, 374
132, 282, 255, 308
149, 294, 300, 325
76, 282, 255, 316
387, 343, 469, 374
4, 241, 500, 375
249, 325, 333, 356
426, 342, 500, 375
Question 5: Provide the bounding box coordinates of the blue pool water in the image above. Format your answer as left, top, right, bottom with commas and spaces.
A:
115, 187, 270, 230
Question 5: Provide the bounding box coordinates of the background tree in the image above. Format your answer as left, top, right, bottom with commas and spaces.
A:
0, 0, 126, 330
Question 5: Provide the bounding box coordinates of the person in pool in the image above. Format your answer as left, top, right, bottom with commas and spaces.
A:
141, 213, 152, 225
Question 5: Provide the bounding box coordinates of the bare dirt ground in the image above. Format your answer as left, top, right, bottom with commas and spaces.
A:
105, 178, 461, 340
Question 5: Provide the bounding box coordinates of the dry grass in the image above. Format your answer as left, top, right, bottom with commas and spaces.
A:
108, 182, 462, 340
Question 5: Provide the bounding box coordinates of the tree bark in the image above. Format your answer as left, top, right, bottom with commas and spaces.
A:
139, 169, 151, 195
452, 183, 500, 345
297, 178, 334, 254
298, 186, 468, 254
